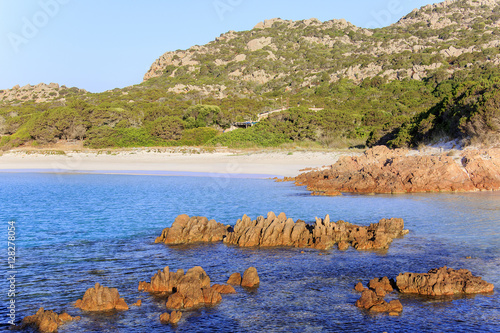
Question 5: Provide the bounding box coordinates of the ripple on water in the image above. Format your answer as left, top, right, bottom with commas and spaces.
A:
0, 173, 498, 332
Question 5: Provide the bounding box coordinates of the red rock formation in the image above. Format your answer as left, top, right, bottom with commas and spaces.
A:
21, 308, 80, 333
155, 214, 230, 245
74, 283, 128, 312
355, 290, 403, 314
224, 212, 408, 251
241, 267, 260, 288
138, 266, 187, 294
155, 213, 408, 251
292, 146, 500, 195
139, 266, 222, 310
396, 266, 495, 296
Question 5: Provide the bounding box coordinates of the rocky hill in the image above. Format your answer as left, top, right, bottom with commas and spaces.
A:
142, 0, 500, 97
1, 0, 499, 150
0, 83, 86, 105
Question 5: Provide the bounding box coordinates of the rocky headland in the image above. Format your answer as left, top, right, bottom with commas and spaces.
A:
290, 146, 500, 195
155, 212, 409, 251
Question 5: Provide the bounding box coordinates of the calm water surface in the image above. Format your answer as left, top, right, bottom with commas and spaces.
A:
0, 173, 498, 332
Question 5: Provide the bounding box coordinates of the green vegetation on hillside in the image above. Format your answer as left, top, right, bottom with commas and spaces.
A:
1, 0, 500, 150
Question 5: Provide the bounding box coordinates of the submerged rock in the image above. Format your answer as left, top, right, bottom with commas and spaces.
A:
157, 212, 408, 251
22, 307, 80, 333
292, 146, 500, 195
160, 311, 182, 325
396, 266, 495, 296
155, 214, 230, 245
75, 283, 128, 312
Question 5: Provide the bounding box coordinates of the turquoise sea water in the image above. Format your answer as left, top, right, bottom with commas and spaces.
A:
0, 172, 499, 332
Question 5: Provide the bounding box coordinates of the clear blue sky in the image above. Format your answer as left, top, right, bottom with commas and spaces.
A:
0, 0, 435, 93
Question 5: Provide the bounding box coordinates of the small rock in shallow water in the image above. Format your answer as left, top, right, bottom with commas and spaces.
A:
241, 267, 260, 288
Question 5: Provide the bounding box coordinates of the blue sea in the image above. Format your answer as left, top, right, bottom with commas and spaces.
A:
0, 172, 499, 332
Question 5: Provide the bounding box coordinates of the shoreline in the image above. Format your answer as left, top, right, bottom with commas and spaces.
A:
0, 148, 359, 178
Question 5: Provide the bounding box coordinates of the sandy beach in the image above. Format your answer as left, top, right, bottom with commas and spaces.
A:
0, 148, 359, 178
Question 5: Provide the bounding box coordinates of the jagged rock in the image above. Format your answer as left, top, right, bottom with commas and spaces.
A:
227, 273, 242, 285
132, 300, 142, 307
155, 214, 229, 245
241, 267, 260, 288
156, 212, 408, 251
160, 311, 182, 325
212, 284, 237, 294
355, 290, 403, 313
224, 212, 408, 250
75, 283, 128, 312
22, 307, 80, 333
140, 266, 221, 310
368, 277, 394, 293
354, 282, 366, 292
396, 266, 495, 296
294, 146, 500, 195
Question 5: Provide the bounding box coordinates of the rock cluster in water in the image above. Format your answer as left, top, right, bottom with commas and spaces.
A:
291, 146, 500, 195
138, 266, 248, 311
21, 307, 80, 333
74, 283, 129, 312
354, 267, 495, 314
354, 277, 403, 315
395, 266, 495, 296
156, 212, 408, 251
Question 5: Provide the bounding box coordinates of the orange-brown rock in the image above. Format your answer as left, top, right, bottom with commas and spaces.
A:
155, 214, 230, 245
139, 266, 220, 310
368, 276, 394, 293
226, 272, 242, 285
156, 212, 408, 251
293, 146, 500, 195
160, 311, 182, 325
75, 283, 128, 312
138, 266, 186, 293
241, 267, 260, 288
396, 266, 495, 296
355, 290, 402, 313
354, 282, 366, 292
224, 212, 408, 251
212, 284, 237, 294
132, 300, 142, 307
22, 307, 80, 333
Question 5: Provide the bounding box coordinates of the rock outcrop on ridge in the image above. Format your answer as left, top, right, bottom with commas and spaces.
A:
74, 283, 129, 312
292, 146, 500, 195
156, 212, 408, 251
395, 266, 495, 296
